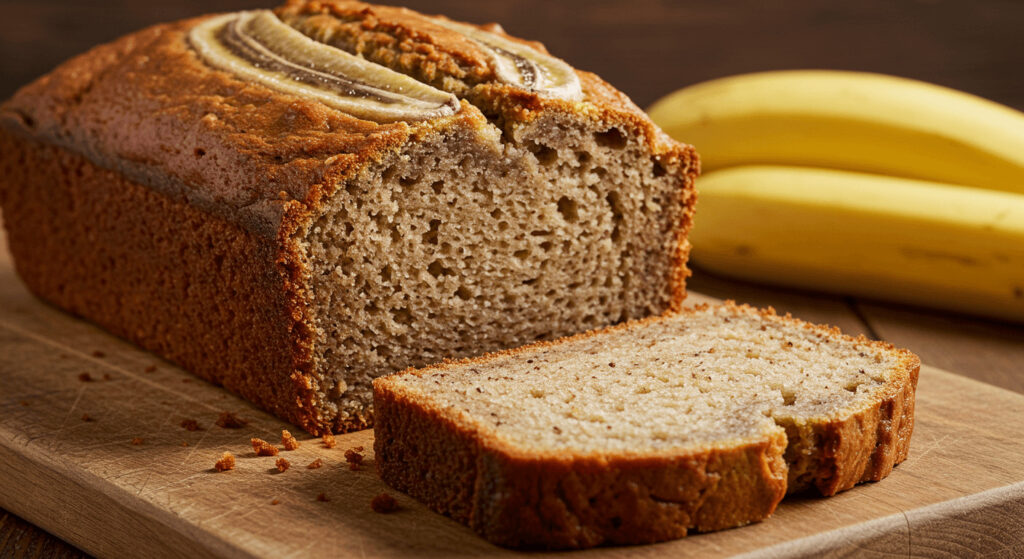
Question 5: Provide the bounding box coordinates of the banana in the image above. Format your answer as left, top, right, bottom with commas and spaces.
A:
647, 70, 1024, 194
690, 166, 1024, 322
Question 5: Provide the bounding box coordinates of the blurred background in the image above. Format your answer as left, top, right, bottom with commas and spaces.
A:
2, 0, 1023, 110
1, 2, 1023, 557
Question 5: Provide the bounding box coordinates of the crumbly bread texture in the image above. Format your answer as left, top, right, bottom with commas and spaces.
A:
373, 302, 919, 549
0, 1, 697, 434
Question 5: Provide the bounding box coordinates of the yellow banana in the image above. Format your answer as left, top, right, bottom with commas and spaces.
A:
690, 166, 1024, 322
648, 70, 1024, 193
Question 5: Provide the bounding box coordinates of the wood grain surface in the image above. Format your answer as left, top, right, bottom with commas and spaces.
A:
2, 224, 1024, 558
2, 1, 1023, 557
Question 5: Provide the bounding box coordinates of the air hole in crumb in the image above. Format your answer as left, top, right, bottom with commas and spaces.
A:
844, 381, 862, 393
422, 219, 440, 245
455, 286, 472, 300
513, 249, 530, 259
430, 180, 444, 194
380, 265, 392, 282
652, 158, 668, 177
391, 307, 412, 325
399, 176, 418, 187
557, 196, 579, 223
364, 301, 380, 314
594, 128, 627, 149
523, 278, 538, 286
540, 241, 553, 251
381, 166, 399, 183
427, 260, 451, 277
530, 230, 551, 237
529, 143, 558, 165
577, 151, 592, 165
193, 148, 206, 158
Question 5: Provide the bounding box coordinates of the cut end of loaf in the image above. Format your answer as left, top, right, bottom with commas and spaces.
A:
373, 302, 919, 548
300, 104, 692, 433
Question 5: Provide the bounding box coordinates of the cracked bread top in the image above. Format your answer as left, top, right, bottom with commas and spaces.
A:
0, 0, 696, 240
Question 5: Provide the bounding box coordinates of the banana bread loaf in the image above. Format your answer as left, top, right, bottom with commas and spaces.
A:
374, 302, 919, 548
0, 1, 697, 434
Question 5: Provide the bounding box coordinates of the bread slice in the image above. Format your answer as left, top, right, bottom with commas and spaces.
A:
373, 302, 920, 549
0, 2, 696, 434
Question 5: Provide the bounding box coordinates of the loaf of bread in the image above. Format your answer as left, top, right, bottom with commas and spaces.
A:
0, 2, 697, 434
373, 302, 919, 549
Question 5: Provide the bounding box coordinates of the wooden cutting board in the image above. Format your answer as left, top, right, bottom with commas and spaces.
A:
2, 246, 1023, 558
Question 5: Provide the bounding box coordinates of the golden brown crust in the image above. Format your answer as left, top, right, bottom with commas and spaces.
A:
0, 132, 328, 433
373, 302, 918, 548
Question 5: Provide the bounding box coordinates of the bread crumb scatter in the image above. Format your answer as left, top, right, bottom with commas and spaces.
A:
214, 452, 235, 472
307, 458, 324, 469
321, 433, 337, 448
181, 441, 189, 447
80, 413, 93, 422
316, 492, 330, 502
271, 499, 280, 505
180, 419, 202, 431
131, 438, 144, 445
215, 411, 247, 429
371, 493, 398, 513
181, 378, 191, 383
344, 448, 365, 470
282, 430, 300, 450
102, 373, 112, 381
91, 350, 105, 358
251, 438, 279, 456
19, 401, 30, 406
77, 372, 92, 382
275, 457, 291, 472
144, 365, 157, 373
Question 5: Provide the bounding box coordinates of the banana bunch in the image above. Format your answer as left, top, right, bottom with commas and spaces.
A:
647, 70, 1024, 322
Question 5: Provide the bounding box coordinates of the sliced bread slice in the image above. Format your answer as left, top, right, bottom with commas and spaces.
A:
372, 302, 919, 549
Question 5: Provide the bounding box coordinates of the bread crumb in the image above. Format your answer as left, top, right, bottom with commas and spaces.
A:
251, 438, 279, 456
306, 458, 324, 469
181, 378, 191, 383
321, 433, 337, 448
344, 448, 364, 470
371, 493, 398, 513
216, 411, 247, 429
102, 373, 112, 381
281, 430, 300, 450
91, 350, 105, 358
271, 499, 280, 505
316, 492, 329, 502
80, 413, 93, 422
144, 365, 157, 373
78, 372, 92, 382
180, 419, 202, 431
214, 452, 235, 472
181, 441, 189, 447
275, 457, 291, 472
131, 438, 144, 445
19, 401, 29, 406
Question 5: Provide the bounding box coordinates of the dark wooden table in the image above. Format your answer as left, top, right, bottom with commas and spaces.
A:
1, 1, 1022, 557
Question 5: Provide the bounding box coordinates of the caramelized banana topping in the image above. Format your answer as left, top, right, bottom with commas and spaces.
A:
189, 11, 460, 123
429, 18, 583, 101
